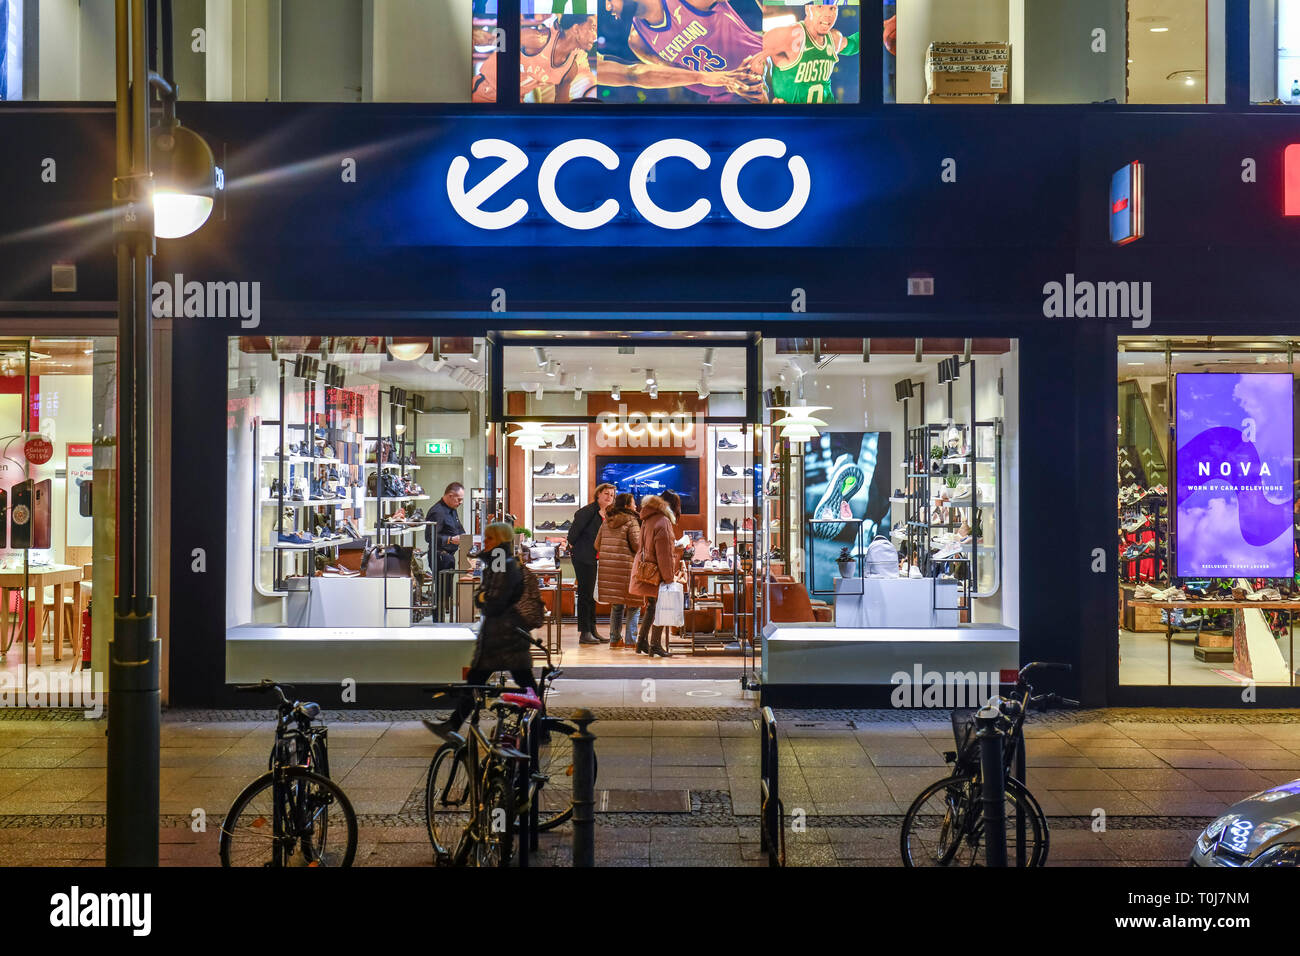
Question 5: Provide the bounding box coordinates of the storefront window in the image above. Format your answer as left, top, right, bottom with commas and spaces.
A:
884, 0, 1225, 105
0, 337, 115, 707
9, 0, 478, 103
226, 336, 487, 657
1251, 0, 1300, 104
1118, 336, 1298, 688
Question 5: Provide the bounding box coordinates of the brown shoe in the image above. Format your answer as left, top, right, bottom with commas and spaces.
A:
609, 639, 624, 648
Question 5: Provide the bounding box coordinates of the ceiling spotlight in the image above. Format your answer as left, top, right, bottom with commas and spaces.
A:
574, 386, 583, 400
1150, 26, 1169, 32
611, 385, 621, 401
698, 379, 710, 399
534, 347, 548, 368
546, 361, 558, 377
467, 344, 481, 364
702, 349, 715, 369
648, 383, 658, 399
645, 368, 656, 384
536, 383, 544, 399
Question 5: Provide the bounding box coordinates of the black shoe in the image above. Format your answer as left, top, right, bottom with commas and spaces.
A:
718, 437, 737, 449
579, 632, 601, 645
635, 642, 649, 654
533, 461, 556, 476
721, 464, 737, 476
592, 632, 609, 643
422, 717, 458, 738
720, 518, 734, 531
650, 645, 671, 658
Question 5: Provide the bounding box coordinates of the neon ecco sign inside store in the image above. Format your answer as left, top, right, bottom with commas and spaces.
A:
447, 138, 810, 231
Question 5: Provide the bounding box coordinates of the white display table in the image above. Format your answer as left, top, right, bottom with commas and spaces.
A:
226, 623, 477, 683
285, 576, 412, 628
833, 576, 960, 628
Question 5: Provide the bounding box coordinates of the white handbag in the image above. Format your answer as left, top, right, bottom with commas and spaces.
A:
654, 582, 685, 627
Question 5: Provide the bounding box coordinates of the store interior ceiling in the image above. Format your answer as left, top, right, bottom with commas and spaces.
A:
1, 338, 95, 377
1120, 338, 1300, 375
1127, 0, 1209, 103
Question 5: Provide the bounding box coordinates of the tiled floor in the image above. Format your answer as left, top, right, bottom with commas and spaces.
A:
2, 704, 1299, 866
1119, 628, 1297, 686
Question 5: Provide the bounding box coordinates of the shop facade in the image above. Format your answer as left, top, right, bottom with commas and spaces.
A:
4, 4, 1300, 709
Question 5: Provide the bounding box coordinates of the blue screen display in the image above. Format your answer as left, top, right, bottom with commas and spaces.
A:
596, 457, 701, 514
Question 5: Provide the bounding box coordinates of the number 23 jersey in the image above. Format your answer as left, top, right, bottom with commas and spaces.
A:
632, 0, 762, 102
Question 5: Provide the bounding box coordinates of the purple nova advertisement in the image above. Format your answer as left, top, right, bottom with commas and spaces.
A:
1175, 373, 1294, 578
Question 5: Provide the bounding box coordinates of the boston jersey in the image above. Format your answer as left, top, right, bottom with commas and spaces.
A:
633, 0, 761, 102
770, 23, 839, 104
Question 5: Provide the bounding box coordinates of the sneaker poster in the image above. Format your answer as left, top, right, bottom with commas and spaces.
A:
802, 431, 890, 595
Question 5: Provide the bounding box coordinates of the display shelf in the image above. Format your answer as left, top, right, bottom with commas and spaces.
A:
523, 427, 587, 536
262, 497, 352, 507
362, 494, 430, 503
261, 455, 343, 466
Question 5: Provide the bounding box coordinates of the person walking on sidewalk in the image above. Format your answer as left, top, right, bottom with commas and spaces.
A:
631, 490, 681, 658
596, 491, 642, 648
569, 482, 615, 645
424, 522, 538, 736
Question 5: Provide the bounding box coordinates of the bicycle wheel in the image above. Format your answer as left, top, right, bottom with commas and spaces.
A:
475, 763, 516, 868
424, 743, 472, 860
900, 772, 1046, 868
533, 718, 598, 831
219, 767, 357, 867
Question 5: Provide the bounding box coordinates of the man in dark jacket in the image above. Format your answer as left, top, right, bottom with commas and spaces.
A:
569, 482, 615, 644
426, 482, 466, 618
424, 522, 537, 736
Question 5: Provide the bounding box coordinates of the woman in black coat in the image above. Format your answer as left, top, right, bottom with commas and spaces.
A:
425, 522, 538, 735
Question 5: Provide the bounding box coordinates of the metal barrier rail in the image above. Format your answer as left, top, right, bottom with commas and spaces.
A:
759, 706, 784, 868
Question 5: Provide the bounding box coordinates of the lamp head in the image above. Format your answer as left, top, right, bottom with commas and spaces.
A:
151, 123, 219, 239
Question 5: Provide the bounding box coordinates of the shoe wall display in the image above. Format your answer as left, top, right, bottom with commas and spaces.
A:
523, 427, 585, 540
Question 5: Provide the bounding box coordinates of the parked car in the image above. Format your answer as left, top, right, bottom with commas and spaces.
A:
1190, 779, 1300, 866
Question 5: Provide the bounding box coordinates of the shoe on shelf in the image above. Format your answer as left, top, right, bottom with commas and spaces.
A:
720, 518, 734, 531
720, 464, 737, 477
534, 461, 556, 476
742, 467, 754, 476
557, 520, 572, 530
717, 436, 737, 450
557, 434, 577, 449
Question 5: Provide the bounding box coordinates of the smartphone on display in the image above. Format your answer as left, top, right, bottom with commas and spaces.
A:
10, 479, 32, 550
79, 479, 93, 517
33, 479, 51, 550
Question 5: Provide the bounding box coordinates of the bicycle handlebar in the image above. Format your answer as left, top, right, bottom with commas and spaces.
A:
235, 680, 290, 706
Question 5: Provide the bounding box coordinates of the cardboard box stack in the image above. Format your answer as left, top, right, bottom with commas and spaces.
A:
925, 41, 1010, 104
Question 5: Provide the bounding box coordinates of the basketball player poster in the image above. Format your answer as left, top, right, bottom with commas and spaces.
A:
595, 0, 857, 104
474, 1, 600, 103
470, 0, 499, 103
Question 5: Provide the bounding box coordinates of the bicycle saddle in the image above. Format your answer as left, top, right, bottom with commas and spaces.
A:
294, 701, 321, 720
501, 691, 542, 711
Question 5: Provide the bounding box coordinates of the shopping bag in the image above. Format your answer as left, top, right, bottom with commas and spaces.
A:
654, 582, 685, 627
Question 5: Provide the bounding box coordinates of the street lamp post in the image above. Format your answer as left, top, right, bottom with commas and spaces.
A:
107, 0, 216, 867
107, 0, 160, 868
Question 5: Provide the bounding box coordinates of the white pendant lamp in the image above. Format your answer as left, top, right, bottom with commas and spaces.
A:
509, 421, 548, 450
771, 405, 829, 446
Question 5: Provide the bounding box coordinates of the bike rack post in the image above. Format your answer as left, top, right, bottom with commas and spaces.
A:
570, 708, 597, 868
759, 707, 784, 867
975, 703, 1006, 867
1014, 732, 1027, 867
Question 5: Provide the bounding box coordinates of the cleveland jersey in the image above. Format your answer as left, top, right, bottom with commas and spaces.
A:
633, 0, 761, 102
770, 23, 839, 104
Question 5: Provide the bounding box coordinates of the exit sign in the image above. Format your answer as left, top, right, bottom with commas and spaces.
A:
425, 441, 454, 456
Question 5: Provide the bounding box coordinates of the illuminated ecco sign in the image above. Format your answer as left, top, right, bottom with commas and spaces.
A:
446, 137, 811, 232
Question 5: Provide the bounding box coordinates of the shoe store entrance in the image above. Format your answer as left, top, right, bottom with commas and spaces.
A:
493, 333, 763, 678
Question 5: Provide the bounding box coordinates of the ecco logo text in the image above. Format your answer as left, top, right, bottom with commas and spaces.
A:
447, 137, 811, 232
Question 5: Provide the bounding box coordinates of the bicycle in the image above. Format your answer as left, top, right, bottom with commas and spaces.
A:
899, 662, 1079, 868
422, 682, 530, 867
219, 680, 358, 867
494, 639, 597, 832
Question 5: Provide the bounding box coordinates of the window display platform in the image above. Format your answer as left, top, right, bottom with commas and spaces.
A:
226, 624, 476, 684
759, 622, 1019, 706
